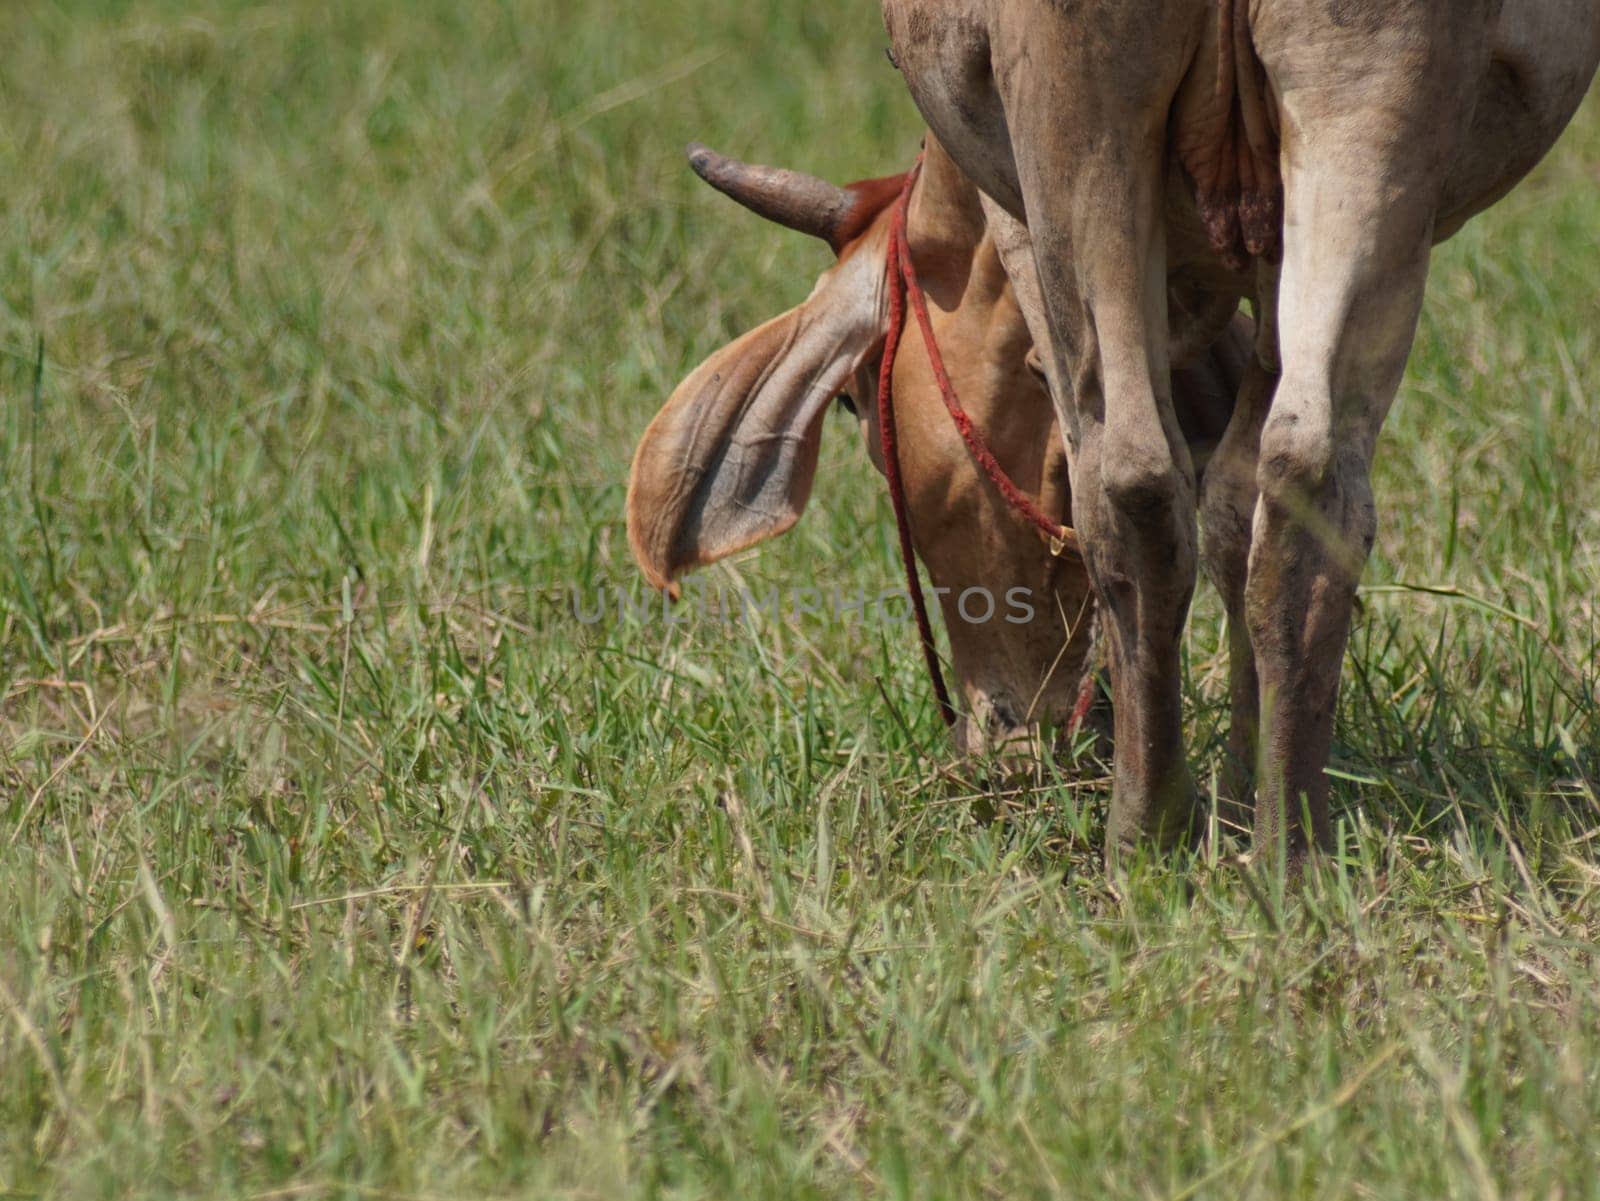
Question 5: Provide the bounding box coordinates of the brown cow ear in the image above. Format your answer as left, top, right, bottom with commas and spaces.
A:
627, 243, 887, 596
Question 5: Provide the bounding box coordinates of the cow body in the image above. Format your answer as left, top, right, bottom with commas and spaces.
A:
882, 0, 1600, 861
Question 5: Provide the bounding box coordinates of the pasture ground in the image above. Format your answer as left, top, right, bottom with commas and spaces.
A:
3, 2, 1599, 1197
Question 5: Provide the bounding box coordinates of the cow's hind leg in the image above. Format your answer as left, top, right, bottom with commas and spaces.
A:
992, 4, 1208, 858
1247, 5, 1495, 860
1199, 334, 1276, 835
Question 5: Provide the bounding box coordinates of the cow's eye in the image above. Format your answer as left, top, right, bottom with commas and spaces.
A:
835, 392, 858, 417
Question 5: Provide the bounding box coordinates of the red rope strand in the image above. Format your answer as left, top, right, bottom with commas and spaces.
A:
878, 163, 958, 729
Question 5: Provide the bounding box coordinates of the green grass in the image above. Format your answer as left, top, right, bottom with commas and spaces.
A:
2, 1, 1598, 1197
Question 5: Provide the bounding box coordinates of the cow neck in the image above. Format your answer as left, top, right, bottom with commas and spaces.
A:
876, 153, 1087, 732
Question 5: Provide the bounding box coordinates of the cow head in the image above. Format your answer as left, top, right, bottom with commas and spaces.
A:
627, 137, 1119, 758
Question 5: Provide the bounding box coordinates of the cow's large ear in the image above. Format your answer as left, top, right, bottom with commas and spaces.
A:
627, 241, 886, 596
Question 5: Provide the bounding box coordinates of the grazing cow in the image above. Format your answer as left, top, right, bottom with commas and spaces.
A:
626, 137, 1245, 758
881, 0, 1600, 861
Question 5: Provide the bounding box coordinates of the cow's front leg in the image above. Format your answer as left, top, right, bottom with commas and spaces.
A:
1070, 356, 1200, 857
991, 10, 1205, 859
990, 198, 1202, 856
1247, 2, 1492, 861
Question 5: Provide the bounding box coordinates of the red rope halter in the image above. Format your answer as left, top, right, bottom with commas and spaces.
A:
876, 155, 1094, 734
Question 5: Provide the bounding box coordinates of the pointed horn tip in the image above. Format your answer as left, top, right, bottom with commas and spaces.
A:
685, 142, 718, 179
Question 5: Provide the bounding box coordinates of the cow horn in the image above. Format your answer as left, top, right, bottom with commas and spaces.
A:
686, 143, 854, 248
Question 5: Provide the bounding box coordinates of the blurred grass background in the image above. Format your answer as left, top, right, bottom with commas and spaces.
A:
1, 1, 1597, 1197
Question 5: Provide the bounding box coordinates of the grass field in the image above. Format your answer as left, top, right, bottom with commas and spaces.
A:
2, 2, 1599, 1197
